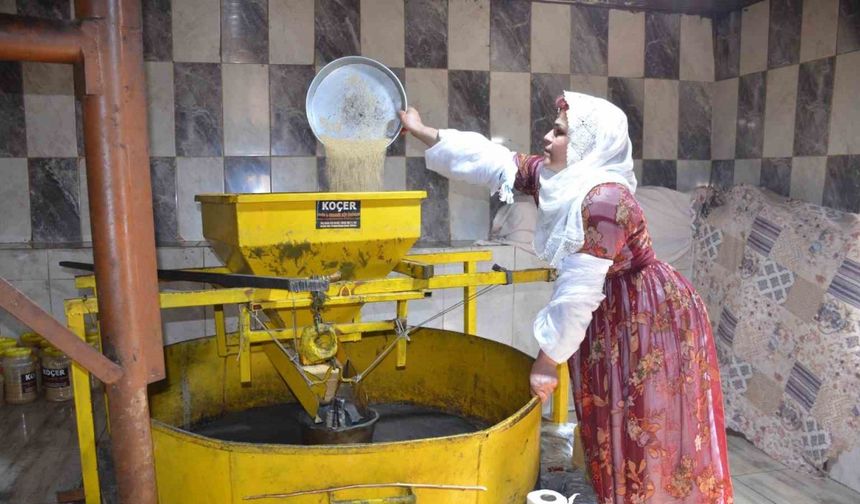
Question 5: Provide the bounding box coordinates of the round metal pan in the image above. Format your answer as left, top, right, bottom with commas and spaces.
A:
306, 56, 407, 148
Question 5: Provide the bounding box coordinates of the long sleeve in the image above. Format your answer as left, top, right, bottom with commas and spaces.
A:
533, 183, 634, 363
424, 129, 520, 203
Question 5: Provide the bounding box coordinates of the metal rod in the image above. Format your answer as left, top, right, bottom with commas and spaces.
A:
60, 260, 334, 292
244, 482, 488, 500
75, 0, 162, 502
0, 277, 123, 384
0, 13, 85, 63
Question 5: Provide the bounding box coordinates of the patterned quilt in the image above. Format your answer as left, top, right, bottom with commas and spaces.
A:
691, 186, 860, 473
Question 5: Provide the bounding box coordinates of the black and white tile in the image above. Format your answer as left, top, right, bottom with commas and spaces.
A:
645, 12, 680, 79
490, 0, 530, 72
736, 72, 767, 159
142, 0, 173, 62
221, 0, 268, 64
570, 5, 608, 76
28, 158, 80, 244
768, 0, 803, 68
406, 157, 449, 243
0, 62, 26, 158
405, 0, 447, 69
608, 77, 644, 159
150, 157, 179, 244
715, 10, 742, 80
270, 65, 316, 156
174, 63, 224, 157
761, 157, 793, 197
224, 157, 271, 193
823, 155, 860, 212
315, 0, 360, 66
678, 81, 712, 160
642, 160, 677, 189
448, 70, 490, 138
794, 57, 835, 156
531, 73, 570, 154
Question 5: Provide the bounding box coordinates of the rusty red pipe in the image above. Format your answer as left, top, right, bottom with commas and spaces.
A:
0, 1, 164, 502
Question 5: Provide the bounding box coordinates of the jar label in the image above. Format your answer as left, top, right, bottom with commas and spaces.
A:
43, 366, 70, 388
21, 371, 37, 393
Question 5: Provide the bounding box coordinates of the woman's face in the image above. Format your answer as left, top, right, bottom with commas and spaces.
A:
542, 111, 568, 173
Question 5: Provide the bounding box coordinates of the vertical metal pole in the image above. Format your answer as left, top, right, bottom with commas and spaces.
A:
463, 261, 478, 335
76, 1, 164, 502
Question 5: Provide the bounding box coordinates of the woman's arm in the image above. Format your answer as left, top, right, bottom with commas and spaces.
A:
399, 107, 521, 203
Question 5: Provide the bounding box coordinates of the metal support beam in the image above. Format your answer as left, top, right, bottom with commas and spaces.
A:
0, 13, 85, 63
0, 278, 123, 384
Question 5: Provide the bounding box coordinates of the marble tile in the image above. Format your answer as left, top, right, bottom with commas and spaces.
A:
0, 280, 50, 336
150, 157, 179, 244
828, 50, 860, 154
405, 69, 448, 156
793, 57, 835, 156
643, 79, 678, 160
271, 157, 319, 192
641, 160, 677, 189
711, 160, 735, 190
360, 0, 405, 68
838, 0, 860, 53
823, 155, 860, 213
16, 0, 69, 19
24, 94, 77, 157
78, 159, 90, 242
448, 70, 490, 137
221, 0, 268, 63
645, 12, 680, 79
383, 157, 406, 191
680, 14, 714, 82
28, 158, 80, 244
608, 10, 645, 78
316, 157, 330, 191
789, 156, 826, 204
449, 180, 490, 241
0, 0, 15, 14
270, 0, 315, 65
762, 64, 798, 158
315, 0, 360, 66
47, 249, 93, 280
176, 157, 224, 241
270, 65, 317, 156
448, 0, 490, 71
155, 248, 207, 344
174, 63, 223, 157
569, 75, 608, 99
531, 2, 570, 74
144, 61, 176, 157
768, 0, 803, 68
0, 249, 47, 282
405, 0, 448, 69
735, 72, 766, 159
224, 157, 271, 193
608, 77, 644, 159
733, 158, 762, 186
407, 157, 449, 243
22, 62, 73, 95
678, 81, 711, 160
714, 11, 741, 80
222, 64, 270, 156
801, 0, 839, 62
676, 160, 711, 192
740, 0, 770, 75
0, 159, 30, 242
712, 78, 739, 160
490, 71, 530, 154
172, 0, 221, 62
531, 73, 570, 154
490, 0, 530, 72
0, 61, 26, 157
570, 5, 608, 76
74, 97, 84, 156
142, 0, 172, 61
760, 157, 792, 196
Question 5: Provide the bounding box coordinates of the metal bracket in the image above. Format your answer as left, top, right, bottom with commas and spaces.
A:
491, 264, 514, 285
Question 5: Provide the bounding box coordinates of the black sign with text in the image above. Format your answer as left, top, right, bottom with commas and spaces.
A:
316, 200, 361, 229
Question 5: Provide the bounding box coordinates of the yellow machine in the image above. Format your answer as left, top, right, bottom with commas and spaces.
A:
65, 191, 571, 503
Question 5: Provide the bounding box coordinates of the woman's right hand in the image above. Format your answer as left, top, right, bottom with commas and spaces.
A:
398, 107, 438, 146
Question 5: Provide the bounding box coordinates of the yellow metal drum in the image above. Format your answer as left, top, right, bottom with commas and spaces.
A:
148, 328, 541, 504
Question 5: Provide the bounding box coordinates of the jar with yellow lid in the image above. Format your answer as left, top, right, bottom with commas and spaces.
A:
0, 337, 18, 373
20, 332, 44, 349
3, 347, 38, 404
41, 346, 73, 402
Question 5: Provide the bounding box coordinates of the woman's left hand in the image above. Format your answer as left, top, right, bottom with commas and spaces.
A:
530, 350, 560, 403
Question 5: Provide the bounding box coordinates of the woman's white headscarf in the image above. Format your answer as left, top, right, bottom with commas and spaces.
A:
533, 91, 637, 267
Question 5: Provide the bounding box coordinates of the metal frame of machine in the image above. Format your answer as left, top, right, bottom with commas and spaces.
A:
65, 249, 571, 504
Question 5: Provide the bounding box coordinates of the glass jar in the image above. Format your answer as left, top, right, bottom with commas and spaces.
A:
19, 332, 43, 349
3, 348, 38, 404
41, 346, 73, 402
0, 338, 18, 374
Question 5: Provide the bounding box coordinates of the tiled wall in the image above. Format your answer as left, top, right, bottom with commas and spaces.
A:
0, 0, 719, 247
711, 0, 860, 213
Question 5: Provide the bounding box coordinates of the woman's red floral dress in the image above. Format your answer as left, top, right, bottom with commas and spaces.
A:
516, 154, 733, 504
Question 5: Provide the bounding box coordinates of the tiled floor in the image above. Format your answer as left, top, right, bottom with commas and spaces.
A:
1, 400, 859, 504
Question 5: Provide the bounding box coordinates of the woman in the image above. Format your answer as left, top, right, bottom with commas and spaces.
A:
400, 92, 733, 504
